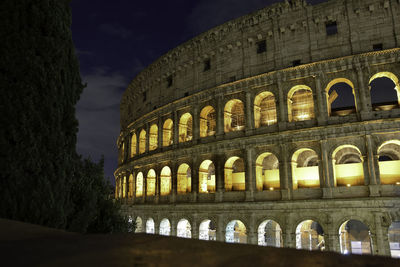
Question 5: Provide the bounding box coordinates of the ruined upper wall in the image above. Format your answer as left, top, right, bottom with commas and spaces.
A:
121, 0, 400, 129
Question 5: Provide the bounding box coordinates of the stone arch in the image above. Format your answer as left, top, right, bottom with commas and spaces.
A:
135, 216, 143, 233
159, 218, 171, 236
162, 119, 173, 147
149, 124, 158, 151
377, 140, 400, 185
199, 160, 216, 193
388, 221, 400, 258
139, 129, 146, 154
332, 145, 364, 187
146, 169, 156, 196
146, 217, 155, 234
258, 220, 283, 247
224, 99, 245, 132
177, 218, 192, 238
254, 91, 277, 128
292, 148, 320, 189
199, 105, 216, 137
199, 219, 217, 241
160, 166, 172, 196
339, 219, 372, 255
179, 113, 193, 143
224, 156, 245, 191
295, 220, 325, 251
369, 72, 400, 109
130, 133, 137, 157
287, 85, 315, 122
225, 220, 247, 244
325, 78, 357, 116
128, 174, 134, 197
255, 152, 280, 191
136, 172, 144, 197
177, 163, 191, 194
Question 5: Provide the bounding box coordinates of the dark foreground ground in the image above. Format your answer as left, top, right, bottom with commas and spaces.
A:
0, 219, 398, 267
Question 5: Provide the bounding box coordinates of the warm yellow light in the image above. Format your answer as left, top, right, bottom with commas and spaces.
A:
269, 187, 274, 191
346, 184, 351, 187
396, 182, 400, 185
296, 114, 310, 120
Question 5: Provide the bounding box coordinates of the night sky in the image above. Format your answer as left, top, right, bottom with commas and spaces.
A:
71, 0, 333, 183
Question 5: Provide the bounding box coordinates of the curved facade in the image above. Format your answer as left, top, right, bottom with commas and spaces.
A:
115, 0, 400, 257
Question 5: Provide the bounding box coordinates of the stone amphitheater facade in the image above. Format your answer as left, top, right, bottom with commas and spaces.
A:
115, 0, 400, 257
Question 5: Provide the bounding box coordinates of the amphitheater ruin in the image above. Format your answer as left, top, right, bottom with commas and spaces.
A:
114, 0, 400, 258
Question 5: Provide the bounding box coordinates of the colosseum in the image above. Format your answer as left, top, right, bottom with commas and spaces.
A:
114, 0, 400, 257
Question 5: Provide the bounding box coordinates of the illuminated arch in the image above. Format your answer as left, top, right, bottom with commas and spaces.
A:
287, 85, 315, 122
199, 160, 215, 193
179, 113, 193, 143
388, 221, 400, 258
146, 169, 156, 196
162, 119, 173, 147
332, 145, 364, 187
139, 129, 146, 154
292, 148, 320, 189
122, 176, 127, 198
339, 220, 371, 255
224, 156, 245, 191
160, 166, 172, 196
325, 78, 357, 116
177, 219, 191, 238
224, 99, 245, 132
369, 72, 400, 108
199, 106, 216, 137
296, 220, 325, 251
146, 218, 155, 234
159, 218, 171, 236
255, 152, 280, 191
130, 133, 137, 157
128, 174, 134, 197
134, 217, 143, 233
377, 140, 400, 185
177, 163, 191, 194
254, 91, 277, 128
199, 219, 216, 241
149, 124, 158, 151
258, 220, 282, 247
136, 172, 144, 197
226, 220, 247, 244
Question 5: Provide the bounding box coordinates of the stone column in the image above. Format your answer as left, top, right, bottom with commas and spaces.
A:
280, 143, 292, 200
115, 176, 119, 199
170, 163, 177, 203
170, 216, 177, 236
374, 213, 391, 256
283, 226, 295, 248
366, 135, 380, 197
215, 153, 225, 202
245, 147, 255, 201
192, 213, 199, 239
158, 118, 163, 150
245, 92, 254, 134
315, 74, 328, 126
145, 123, 150, 153
321, 140, 334, 198
247, 214, 257, 245
193, 105, 200, 143
131, 170, 136, 204
277, 80, 287, 131
355, 66, 371, 120
173, 110, 179, 147
216, 94, 224, 138
155, 167, 161, 204
217, 214, 225, 242
191, 156, 199, 202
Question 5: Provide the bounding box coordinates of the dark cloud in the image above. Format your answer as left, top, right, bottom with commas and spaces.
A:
99, 23, 132, 39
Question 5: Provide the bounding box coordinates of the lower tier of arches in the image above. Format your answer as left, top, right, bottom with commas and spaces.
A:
123, 198, 400, 258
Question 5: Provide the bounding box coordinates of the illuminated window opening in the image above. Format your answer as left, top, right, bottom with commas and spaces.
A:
200, 106, 216, 137
149, 124, 158, 151
177, 219, 191, 238
146, 218, 155, 234
255, 153, 280, 191
160, 218, 171, 236
292, 149, 320, 189
296, 220, 325, 251
177, 163, 191, 194
288, 86, 315, 122
162, 119, 174, 147
130, 133, 137, 157
122, 176, 127, 198
146, 169, 156, 196
199, 219, 216, 241
199, 160, 216, 193
224, 99, 245, 132
369, 72, 400, 110
254, 92, 277, 128
224, 157, 245, 192
325, 79, 357, 117
134, 217, 143, 233
128, 174, 134, 198
258, 220, 282, 247
136, 172, 144, 197
377, 140, 400, 185
160, 166, 172, 196
179, 113, 193, 143
339, 220, 371, 255
226, 220, 247, 244
388, 221, 400, 258
332, 145, 364, 187
139, 129, 146, 154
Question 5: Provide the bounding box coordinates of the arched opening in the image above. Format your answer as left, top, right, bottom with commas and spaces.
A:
258, 220, 282, 247
296, 220, 325, 251
162, 119, 173, 147
136, 172, 144, 197
254, 92, 277, 128
332, 145, 364, 187
149, 124, 158, 151
292, 149, 320, 189
325, 79, 357, 116
122, 176, 127, 198
177, 219, 191, 238
160, 166, 171, 196
128, 174, 134, 197
388, 221, 400, 258
139, 129, 146, 154
200, 106, 216, 137
179, 113, 193, 143
226, 220, 247, 244
146, 169, 156, 196
177, 163, 191, 194
224, 157, 245, 191
135, 217, 143, 233
131, 133, 137, 157
378, 140, 400, 185
288, 85, 315, 122
255, 153, 280, 191
224, 99, 245, 132
369, 72, 400, 110
199, 160, 216, 193
339, 220, 371, 255
146, 218, 155, 234
159, 218, 171, 236
199, 219, 216, 241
